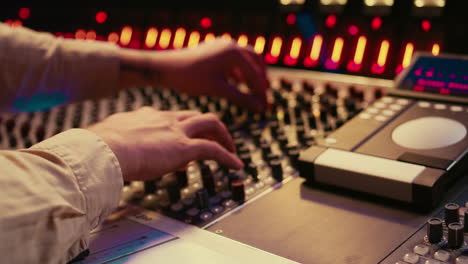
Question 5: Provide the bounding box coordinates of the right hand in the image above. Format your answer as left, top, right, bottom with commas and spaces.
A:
86, 107, 243, 182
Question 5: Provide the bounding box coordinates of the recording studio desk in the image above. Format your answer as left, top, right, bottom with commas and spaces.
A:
206, 176, 468, 264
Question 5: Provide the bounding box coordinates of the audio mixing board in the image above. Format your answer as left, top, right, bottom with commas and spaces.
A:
0, 67, 388, 228
1, 3, 468, 263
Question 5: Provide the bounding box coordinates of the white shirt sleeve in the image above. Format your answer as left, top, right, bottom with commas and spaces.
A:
0, 22, 120, 112
0, 128, 123, 263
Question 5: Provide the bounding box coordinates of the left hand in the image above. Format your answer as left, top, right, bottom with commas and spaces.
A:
119, 38, 269, 112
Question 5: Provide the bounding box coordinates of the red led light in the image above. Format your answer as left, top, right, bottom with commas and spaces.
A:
96, 11, 108, 24
200, 17, 212, 28
286, 14, 296, 25
371, 17, 382, 30
18, 8, 30, 20
325, 15, 337, 28
348, 25, 358, 35
421, 20, 431, 32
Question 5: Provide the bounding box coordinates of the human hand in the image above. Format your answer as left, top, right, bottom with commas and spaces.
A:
86, 107, 243, 182
119, 38, 269, 112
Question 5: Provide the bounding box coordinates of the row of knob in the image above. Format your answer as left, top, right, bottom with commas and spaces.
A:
427, 203, 467, 249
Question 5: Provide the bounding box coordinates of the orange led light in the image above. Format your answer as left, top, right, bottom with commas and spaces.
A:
204, 33, 215, 42
377, 40, 389, 66
290, 37, 302, 59
310, 35, 323, 61
108, 32, 119, 43
432, 43, 440, 56
159, 28, 172, 49
254, 36, 266, 54
221, 33, 231, 40
402, 42, 414, 68
120, 26, 132, 46
237, 34, 248, 47
75, 29, 86, 40
145, 27, 158, 48
331, 37, 344, 63
271, 37, 283, 57
354, 36, 367, 64
188, 31, 200, 47
86, 30, 96, 40
173, 28, 186, 49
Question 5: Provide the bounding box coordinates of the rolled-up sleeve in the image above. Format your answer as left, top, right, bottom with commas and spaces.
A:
0, 23, 120, 112
0, 128, 123, 263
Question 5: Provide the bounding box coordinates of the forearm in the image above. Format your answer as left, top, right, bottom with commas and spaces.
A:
0, 23, 119, 113
0, 129, 123, 263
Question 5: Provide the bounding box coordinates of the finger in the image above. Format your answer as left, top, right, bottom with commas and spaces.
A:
170, 110, 202, 121
179, 113, 235, 152
216, 79, 262, 112
223, 49, 268, 109
188, 139, 244, 169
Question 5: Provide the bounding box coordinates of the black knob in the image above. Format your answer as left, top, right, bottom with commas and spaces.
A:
464, 210, 468, 233
230, 179, 245, 203
308, 115, 317, 130
176, 169, 188, 188
201, 165, 216, 196
245, 163, 259, 182
195, 189, 210, 210
144, 181, 156, 194
427, 217, 443, 244
269, 158, 283, 182
277, 134, 288, 149
239, 153, 252, 167
166, 181, 181, 203
296, 125, 305, 141
445, 203, 460, 227
303, 81, 315, 94
237, 145, 250, 155
448, 222, 464, 249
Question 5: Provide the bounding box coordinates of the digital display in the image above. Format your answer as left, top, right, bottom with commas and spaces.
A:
397, 53, 468, 97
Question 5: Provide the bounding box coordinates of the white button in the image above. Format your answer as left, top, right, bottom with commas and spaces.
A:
360, 113, 371, 119
425, 259, 441, 264
434, 250, 450, 262
375, 115, 387, 122
245, 187, 255, 195
390, 104, 403, 110
325, 138, 337, 144
222, 199, 235, 208
456, 255, 468, 264
211, 205, 224, 214
374, 102, 386, 108
418, 101, 431, 108
397, 98, 410, 105
403, 252, 420, 264
200, 211, 213, 220
450, 106, 463, 112
382, 97, 394, 103
434, 104, 447, 110
255, 182, 265, 189
367, 107, 379, 114
413, 244, 430, 256
383, 110, 395, 116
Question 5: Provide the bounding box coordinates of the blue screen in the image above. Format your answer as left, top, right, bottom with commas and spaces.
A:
398, 55, 468, 97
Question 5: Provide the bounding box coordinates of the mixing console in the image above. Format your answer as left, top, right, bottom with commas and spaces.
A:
0, 68, 390, 227
383, 181, 468, 264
